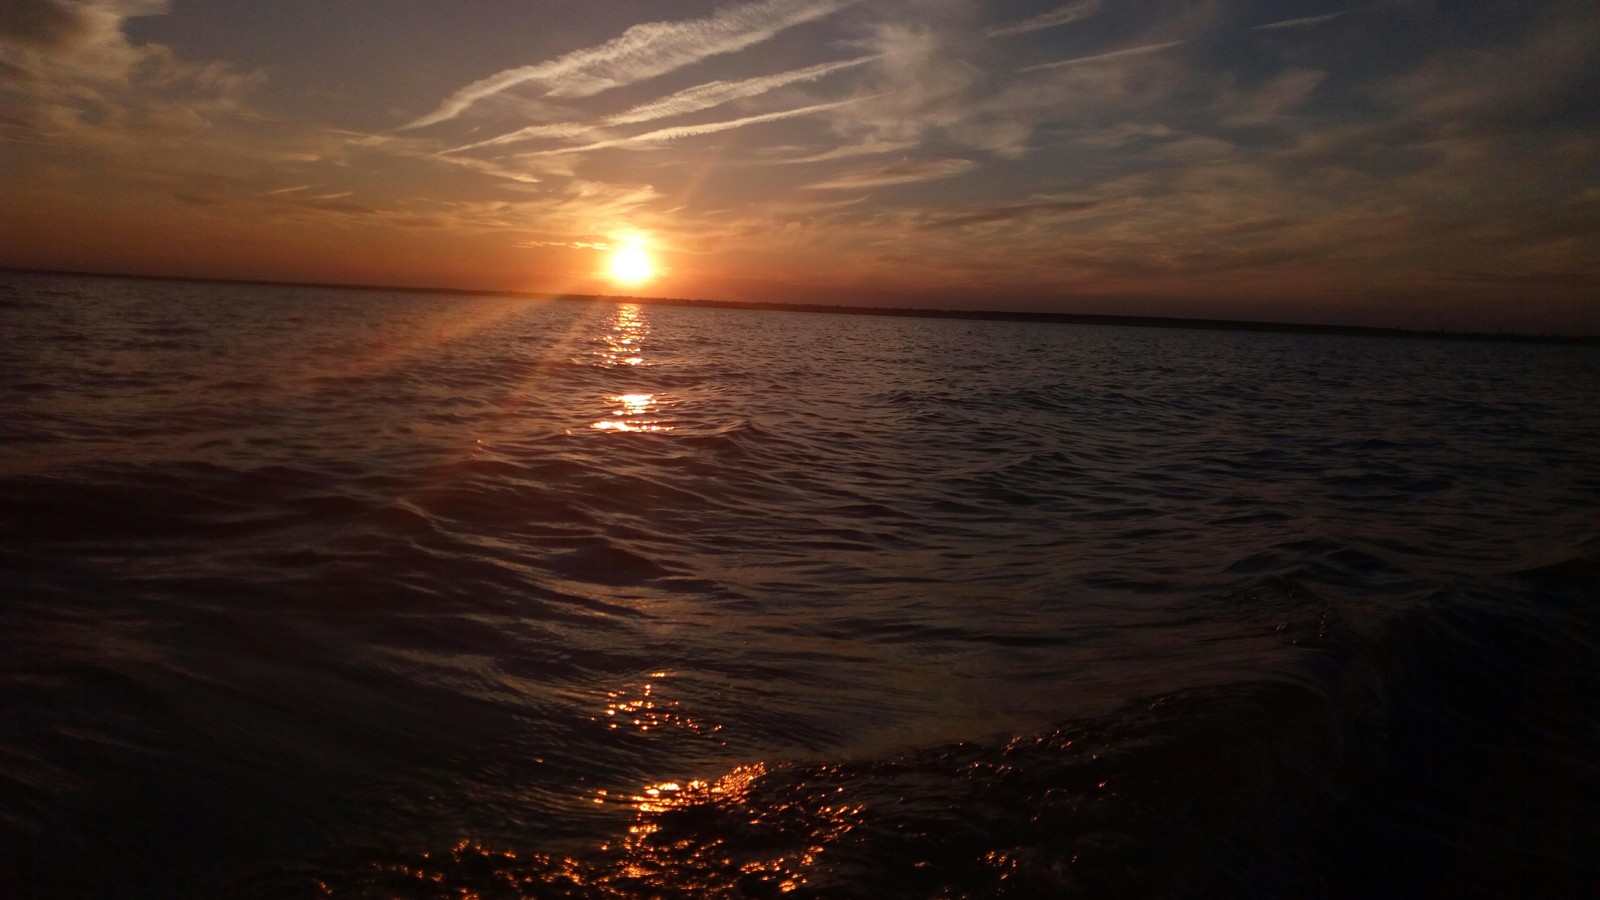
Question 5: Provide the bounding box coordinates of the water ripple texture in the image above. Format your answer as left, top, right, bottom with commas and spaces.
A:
2, 274, 1597, 898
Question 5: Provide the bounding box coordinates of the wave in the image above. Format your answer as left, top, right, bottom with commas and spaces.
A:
5, 275, 1598, 898
189, 550, 1600, 899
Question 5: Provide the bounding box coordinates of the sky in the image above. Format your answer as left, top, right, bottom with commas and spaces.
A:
2, 0, 1596, 332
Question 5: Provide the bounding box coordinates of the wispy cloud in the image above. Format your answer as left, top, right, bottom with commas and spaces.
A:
922, 196, 1103, 229
448, 55, 876, 153
1218, 69, 1326, 125
430, 153, 544, 184
772, 138, 918, 164
810, 157, 974, 189
1, 0, 167, 68
515, 96, 865, 157
1, 0, 255, 97
828, 23, 982, 147
515, 238, 616, 250
984, 0, 1102, 39
603, 55, 872, 127
402, 0, 856, 130
1251, 11, 1348, 32
1024, 40, 1184, 72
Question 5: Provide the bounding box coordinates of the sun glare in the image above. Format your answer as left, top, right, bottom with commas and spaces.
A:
608, 245, 654, 285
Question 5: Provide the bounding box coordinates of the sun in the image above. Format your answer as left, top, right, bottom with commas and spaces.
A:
608, 245, 654, 285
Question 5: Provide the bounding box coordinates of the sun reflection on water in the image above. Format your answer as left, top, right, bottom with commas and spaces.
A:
599, 303, 647, 368
591, 392, 671, 433
359, 303, 869, 894
590, 671, 723, 739
590, 761, 863, 896
354, 668, 874, 899
359, 757, 865, 897
589, 303, 673, 432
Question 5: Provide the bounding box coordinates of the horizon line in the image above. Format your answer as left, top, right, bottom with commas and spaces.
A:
4, 267, 1594, 346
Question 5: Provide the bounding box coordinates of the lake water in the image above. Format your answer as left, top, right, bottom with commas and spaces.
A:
2, 273, 1597, 898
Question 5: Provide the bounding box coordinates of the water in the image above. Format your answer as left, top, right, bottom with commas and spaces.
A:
2, 272, 1597, 898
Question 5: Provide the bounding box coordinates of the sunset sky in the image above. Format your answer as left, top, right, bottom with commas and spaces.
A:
3, 0, 1596, 332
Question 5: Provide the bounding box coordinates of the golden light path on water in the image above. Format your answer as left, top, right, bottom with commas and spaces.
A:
360, 304, 873, 895
597, 762, 865, 896
364, 671, 867, 896
601, 303, 646, 367
591, 671, 723, 738
367, 764, 867, 897
589, 303, 672, 433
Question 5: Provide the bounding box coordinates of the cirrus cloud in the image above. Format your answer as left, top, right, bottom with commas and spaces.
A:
402, 0, 859, 130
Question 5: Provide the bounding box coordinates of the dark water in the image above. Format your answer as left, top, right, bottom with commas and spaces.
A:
2, 273, 1597, 898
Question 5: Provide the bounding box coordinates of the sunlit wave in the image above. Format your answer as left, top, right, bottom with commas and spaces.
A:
356, 759, 865, 897
588, 304, 673, 432
590, 671, 722, 738
596, 302, 648, 367
596, 761, 862, 896
591, 392, 671, 432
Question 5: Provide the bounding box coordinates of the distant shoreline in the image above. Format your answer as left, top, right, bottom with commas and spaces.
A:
6, 267, 1595, 346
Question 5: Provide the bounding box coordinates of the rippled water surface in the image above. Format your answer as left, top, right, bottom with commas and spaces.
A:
3, 274, 1598, 898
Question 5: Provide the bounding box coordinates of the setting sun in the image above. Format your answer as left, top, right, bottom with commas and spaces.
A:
608, 245, 654, 285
